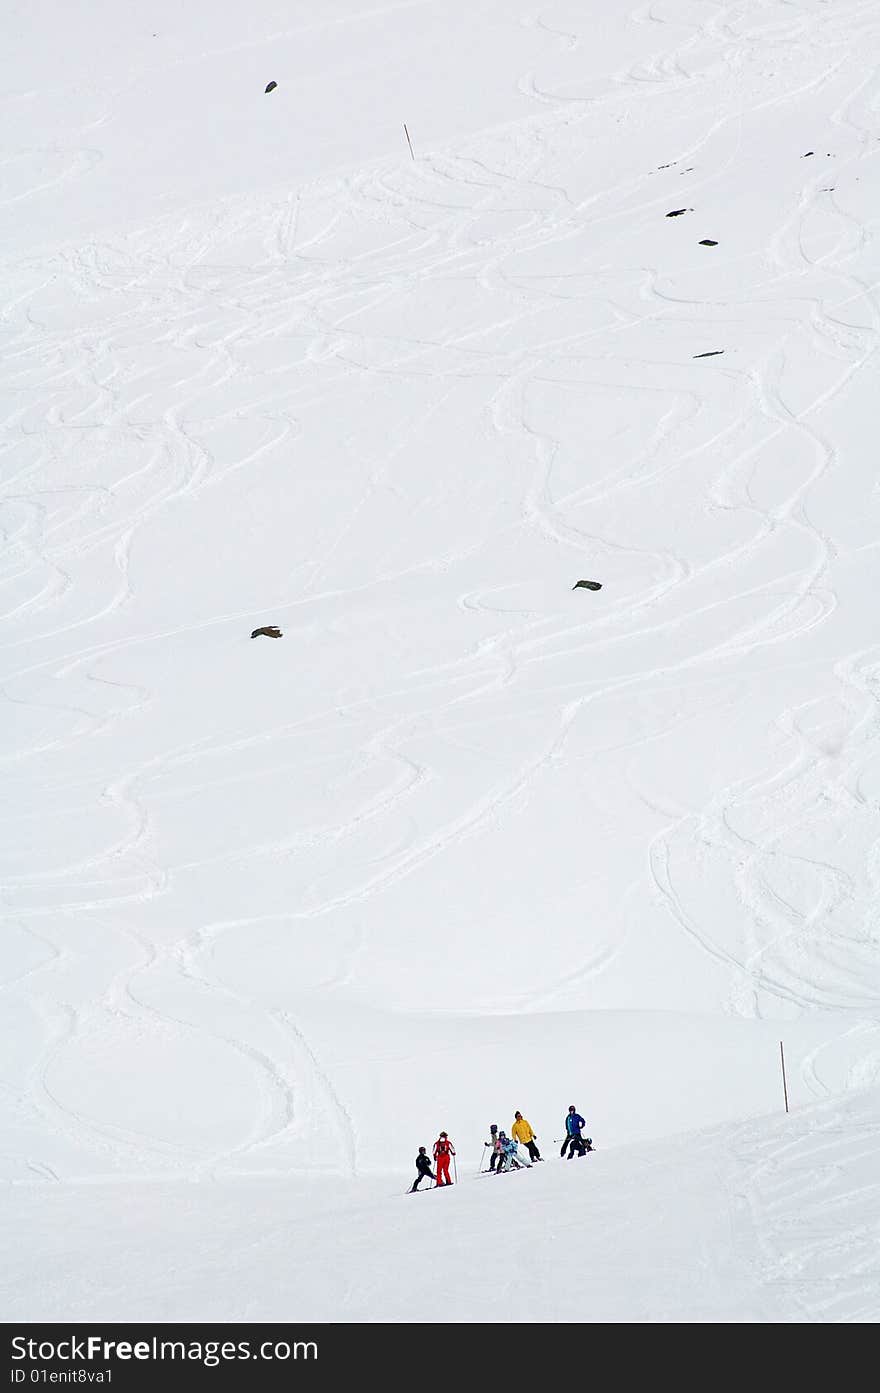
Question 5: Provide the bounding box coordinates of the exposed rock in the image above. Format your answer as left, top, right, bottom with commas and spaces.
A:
251, 625, 283, 639
572, 580, 602, 591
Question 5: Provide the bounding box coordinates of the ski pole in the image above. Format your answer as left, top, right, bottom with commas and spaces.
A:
453, 1154, 458, 1184
477, 1144, 488, 1176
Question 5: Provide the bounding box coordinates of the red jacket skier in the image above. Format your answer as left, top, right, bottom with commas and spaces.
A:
433, 1132, 456, 1186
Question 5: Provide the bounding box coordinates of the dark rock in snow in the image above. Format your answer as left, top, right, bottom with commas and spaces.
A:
693, 350, 724, 359
666, 208, 691, 217
265, 81, 278, 93
698, 239, 718, 246
251, 625, 283, 639
572, 580, 602, 591
802, 151, 814, 157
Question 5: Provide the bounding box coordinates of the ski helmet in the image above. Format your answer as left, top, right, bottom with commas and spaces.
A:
418, 1146, 426, 1154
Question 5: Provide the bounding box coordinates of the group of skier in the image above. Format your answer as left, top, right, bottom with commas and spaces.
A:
410, 1106, 593, 1191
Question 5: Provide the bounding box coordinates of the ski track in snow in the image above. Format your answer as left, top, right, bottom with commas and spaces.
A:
731, 1085, 880, 1321
2, 1, 880, 1291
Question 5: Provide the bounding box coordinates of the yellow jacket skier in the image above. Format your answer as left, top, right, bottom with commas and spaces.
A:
511, 1111, 542, 1162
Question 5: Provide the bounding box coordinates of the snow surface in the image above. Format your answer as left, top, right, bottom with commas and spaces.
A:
2, 0, 880, 1322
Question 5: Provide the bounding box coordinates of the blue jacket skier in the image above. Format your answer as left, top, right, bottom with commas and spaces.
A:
497, 1131, 524, 1172
495, 1125, 529, 1170
561, 1105, 593, 1158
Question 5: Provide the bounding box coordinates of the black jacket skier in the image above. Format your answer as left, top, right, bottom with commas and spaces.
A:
410, 1146, 436, 1191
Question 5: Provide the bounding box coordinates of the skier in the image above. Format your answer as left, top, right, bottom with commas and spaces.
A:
561, 1105, 592, 1158
511, 1111, 541, 1162
510, 1130, 533, 1169
433, 1131, 456, 1186
484, 1123, 501, 1172
498, 1130, 530, 1172
496, 1131, 515, 1172
410, 1146, 436, 1192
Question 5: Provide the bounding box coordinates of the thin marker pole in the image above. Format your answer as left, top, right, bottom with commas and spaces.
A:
403, 123, 415, 160
780, 1040, 789, 1114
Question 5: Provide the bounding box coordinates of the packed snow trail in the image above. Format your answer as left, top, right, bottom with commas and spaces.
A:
3, 1088, 879, 1322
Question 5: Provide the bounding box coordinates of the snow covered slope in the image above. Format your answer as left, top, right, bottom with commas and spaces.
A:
4, 1087, 879, 1323
3, 0, 880, 1321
